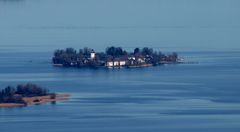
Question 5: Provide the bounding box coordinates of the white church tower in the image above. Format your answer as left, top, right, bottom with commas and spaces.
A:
90, 50, 96, 59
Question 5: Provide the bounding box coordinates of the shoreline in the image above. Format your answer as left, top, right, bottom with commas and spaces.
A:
53, 61, 197, 69
0, 93, 70, 108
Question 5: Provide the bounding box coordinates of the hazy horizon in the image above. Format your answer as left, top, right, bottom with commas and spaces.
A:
1, 0, 240, 52
1, 1, 240, 132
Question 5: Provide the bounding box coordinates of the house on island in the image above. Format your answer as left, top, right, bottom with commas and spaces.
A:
128, 54, 145, 65
106, 55, 147, 68
136, 56, 145, 63
106, 57, 127, 67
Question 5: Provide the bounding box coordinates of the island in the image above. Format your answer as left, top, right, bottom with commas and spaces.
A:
0, 83, 70, 107
52, 46, 180, 68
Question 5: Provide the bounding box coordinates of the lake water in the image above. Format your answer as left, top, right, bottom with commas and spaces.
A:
1, 0, 240, 132
0, 51, 240, 132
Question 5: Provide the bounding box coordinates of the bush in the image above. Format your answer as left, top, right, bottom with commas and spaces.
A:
0, 83, 50, 103
16, 83, 49, 97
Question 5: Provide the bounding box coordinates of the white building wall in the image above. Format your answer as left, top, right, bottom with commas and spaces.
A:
90, 52, 95, 59
107, 60, 126, 67
119, 61, 126, 66
114, 61, 119, 66
107, 62, 113, 67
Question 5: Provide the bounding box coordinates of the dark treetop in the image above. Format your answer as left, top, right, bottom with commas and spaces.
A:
52, 46, 178, 68
0, 83, 54, 104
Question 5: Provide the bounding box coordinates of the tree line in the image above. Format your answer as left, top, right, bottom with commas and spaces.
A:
0, 83, 50, 103
52, 46, 178, 67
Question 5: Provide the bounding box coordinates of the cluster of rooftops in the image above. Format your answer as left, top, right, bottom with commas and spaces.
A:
52, 47, 179, 68
105, 54, 155, 67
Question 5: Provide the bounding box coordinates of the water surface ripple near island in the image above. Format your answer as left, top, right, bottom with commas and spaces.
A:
0, 51, 240, 132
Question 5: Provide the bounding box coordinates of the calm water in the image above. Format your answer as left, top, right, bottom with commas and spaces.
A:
1, 0, 240, 132
0, 51, 240, 132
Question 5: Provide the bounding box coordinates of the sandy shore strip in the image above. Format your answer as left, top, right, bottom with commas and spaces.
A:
0, 93, 70, 108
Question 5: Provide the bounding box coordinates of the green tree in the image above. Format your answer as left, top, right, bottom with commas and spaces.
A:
141, 47, 153, 55
134, 48, 140, 54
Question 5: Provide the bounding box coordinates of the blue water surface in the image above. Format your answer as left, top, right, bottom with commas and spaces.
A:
1, 0, 240, 131
0, 51, 240, 132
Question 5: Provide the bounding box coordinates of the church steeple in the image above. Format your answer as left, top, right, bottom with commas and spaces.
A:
90, 50, 96, 59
